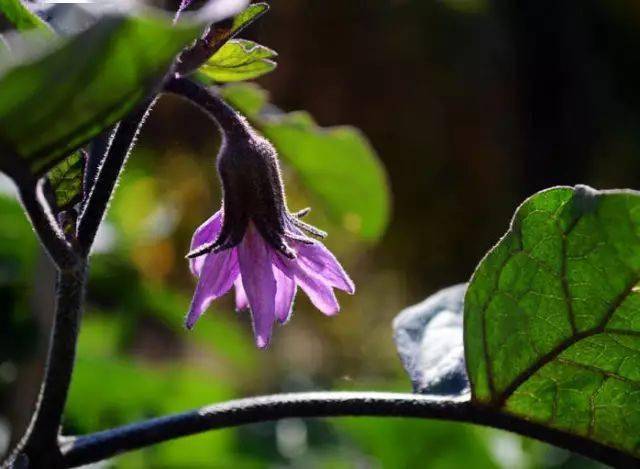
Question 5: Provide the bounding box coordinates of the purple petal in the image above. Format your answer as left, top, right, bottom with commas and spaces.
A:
274, 265, 296, 324
234, 278, 249, 311
295, 241, 355, 294
186, 248, 239, 329
278, 256, 340, 316
190, 210, 223, 277
238, 224, 277, 348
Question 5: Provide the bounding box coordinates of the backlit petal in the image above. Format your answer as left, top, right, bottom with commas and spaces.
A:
274, 265, 296, 324
234, 278, 249, 311
278, 256, 340, 316
295, 241, 355, 294
186, 248, 238, 329
190, 210, 223, 276
238, 224, 277, 348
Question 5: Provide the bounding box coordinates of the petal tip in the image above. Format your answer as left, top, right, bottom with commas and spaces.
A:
255, 335, 271, 349
323, 305, 340, 317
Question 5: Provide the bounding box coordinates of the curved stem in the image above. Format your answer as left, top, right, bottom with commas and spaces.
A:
8, 262, 87, 468
164, 76, 251, 139
17, 176, 76, 269
60, 391, 636, 468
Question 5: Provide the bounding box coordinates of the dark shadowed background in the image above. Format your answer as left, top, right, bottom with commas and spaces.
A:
2, 0, 640, 466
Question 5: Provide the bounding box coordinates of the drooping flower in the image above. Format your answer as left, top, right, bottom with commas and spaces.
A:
187, 208, 355, 348
181, 80, 354, 348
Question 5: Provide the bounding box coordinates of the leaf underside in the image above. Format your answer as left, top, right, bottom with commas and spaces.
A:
47, 150, 85, 211
465, 185, 640, 456
393, 284, 470, 396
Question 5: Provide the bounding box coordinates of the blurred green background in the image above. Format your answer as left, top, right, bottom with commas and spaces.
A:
3, 0, 640, 466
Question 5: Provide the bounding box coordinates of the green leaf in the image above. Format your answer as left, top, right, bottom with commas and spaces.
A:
0, 13, 201, 175
0, 0, 50, 32
197, 39, 276, 83
213, 2, 269, 45
222, 83, 391, 240
465, 185, 640, 456
219, 80, 268, 115
46, 150, 85, 211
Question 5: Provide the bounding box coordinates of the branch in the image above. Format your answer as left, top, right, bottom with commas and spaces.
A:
60, 391, 637, 468
18, 176, 77, 269
8, 262, 87, 468
1, 144, 75, 268
76, 99, 156, 255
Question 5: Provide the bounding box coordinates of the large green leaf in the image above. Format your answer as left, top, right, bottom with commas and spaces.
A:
465, 185, 640, 456
197, 39, 276, 83
0, 13, 202, 175
222, 83, 391, 241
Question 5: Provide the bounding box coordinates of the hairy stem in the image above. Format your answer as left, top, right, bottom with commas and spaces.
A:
83, 127, 116, 202
164, 76, 250, 139
60, 391, 636, 468
76, 100, 155, 255
17, 177, 76, 269
8, 262, 87, 468
1, 146, 77, 269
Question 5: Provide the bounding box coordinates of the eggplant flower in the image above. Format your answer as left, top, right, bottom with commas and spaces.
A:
183, 84, 354, 348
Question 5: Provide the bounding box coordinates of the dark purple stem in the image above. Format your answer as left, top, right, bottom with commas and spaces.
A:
60, 392, 637, 468
164, 76, 250, 138
17, 179, 77, 269
8, 262, 87, 469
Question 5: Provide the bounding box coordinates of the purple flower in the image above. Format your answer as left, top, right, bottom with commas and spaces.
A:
187, 210, 355, 348
182, 86, 354, 348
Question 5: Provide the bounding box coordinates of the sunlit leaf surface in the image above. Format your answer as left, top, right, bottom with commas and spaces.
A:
0, 13, 201, 175
198, 39, 276, 82
465, 185, 640, 456
222, 83, 391, 240
206, 2, 269, 49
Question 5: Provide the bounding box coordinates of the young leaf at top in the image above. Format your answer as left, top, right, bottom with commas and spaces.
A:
0, 0, 50, 33
465, 185, 640, 457
393, 284, 470, 396
176, 2, 269, 75
208, 2, 269, 49
196, 39, 276, 83
46, 150, 85, 212
222, 83, 391, 241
